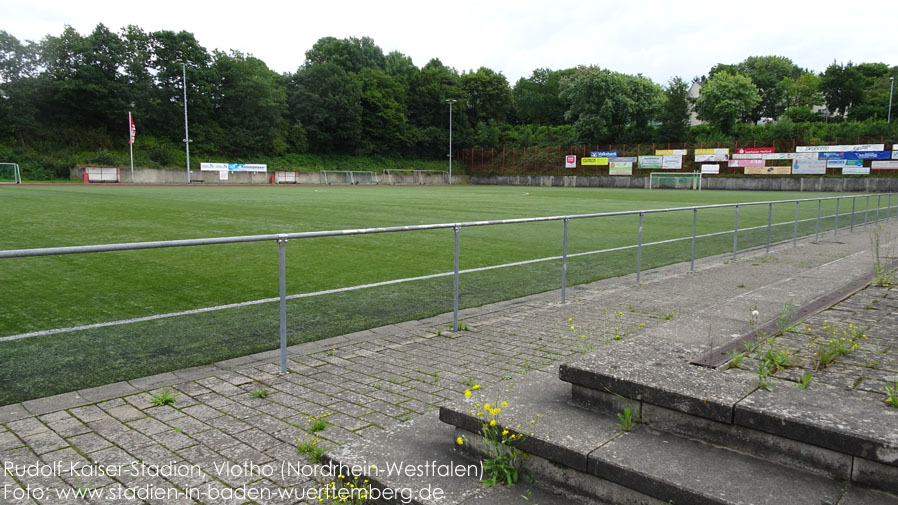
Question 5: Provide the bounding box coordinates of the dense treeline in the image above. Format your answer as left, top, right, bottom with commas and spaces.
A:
0, 25, 896, 179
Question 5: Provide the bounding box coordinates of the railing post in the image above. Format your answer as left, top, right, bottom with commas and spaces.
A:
636, 213, 644, 283
766, 203, 772, 253
815, 200, 821, 242
733, 205, 739, 260
850, 197, 855, 232
877, 194, 881, 222
865, 196, 869, 227
561, 218, 569, 303
834, 198, 839, 236
690, 208, 697, 272
453, 225, 460, 331
889, 194, 892, 220
277, 235, 288, 374
793, 201, 799, 247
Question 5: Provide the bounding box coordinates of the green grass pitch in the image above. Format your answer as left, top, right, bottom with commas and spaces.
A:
0, 184, 872, 404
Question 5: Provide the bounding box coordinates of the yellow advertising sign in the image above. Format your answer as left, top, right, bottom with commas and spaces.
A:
655, 149, 687, 156
744, 166, 791, 175
581, 157, 608, 166
694, 148, 730, 155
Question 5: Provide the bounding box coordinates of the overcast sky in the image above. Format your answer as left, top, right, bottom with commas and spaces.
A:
4, 0, 895, 85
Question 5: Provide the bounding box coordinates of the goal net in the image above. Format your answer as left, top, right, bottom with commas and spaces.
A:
649, 172, 701, 190
84, 166, 121, 183
322, 171, 378, 185
383, 169, 416, 185
0, 163, 21, 184
414, 170, 450, 185
273, 171, 300, 184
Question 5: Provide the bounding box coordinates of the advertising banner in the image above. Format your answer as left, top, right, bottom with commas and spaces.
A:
826, 159, 863, 168
843, 166, 870, 175
694, 148, 730, 155
817, 151, 891, 160
893, 150, 898, 159
796, 144, 885, 153
565, 155, 577, 168
201, 162, 267, 172
792, 159, 827, 174
871, 160, 898, 169
732, 154, 763, 160
581, 157, 608, 166
744, 166, 792, 175
661, 156, 683, 169
610, 156, 637, 163
591, 151, 617, 158
695, 154, 729, 162
700, 164, 719, 174
791, 152, 819, 160
728, 159, 764, 167
655, 149, 687, 156
762, 153, 792, 160
609, 162, 632, 175
735, 147, 775, 154
639, 156, 664, 169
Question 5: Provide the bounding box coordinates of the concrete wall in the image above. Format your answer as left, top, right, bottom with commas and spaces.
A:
70, 167, 468, 186
470, 175, 898, 192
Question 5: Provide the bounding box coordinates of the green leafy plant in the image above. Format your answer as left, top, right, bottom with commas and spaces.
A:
870, 224, 897, 287
775, 301, 795, 335
725, 349, 745, 369
308, 416, 328, 433
151, 389, 177, 407
297, 436, 324, 463
618, 407, 636, 432
250, 387, 270, 399
884, 383, 898, 408
462, 390, 535, 487
795, 372, 813, 389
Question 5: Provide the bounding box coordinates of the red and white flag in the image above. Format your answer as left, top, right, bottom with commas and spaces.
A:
128, 112, 136, 145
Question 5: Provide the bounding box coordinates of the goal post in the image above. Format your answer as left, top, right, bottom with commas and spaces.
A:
414, 170, 450, 185
84, 166, 121, 183
321, 171, 377, 185
649, 172, 702, 190
383, 169, 416, 185
0, 163, 21, 184
272, 170, 300, 184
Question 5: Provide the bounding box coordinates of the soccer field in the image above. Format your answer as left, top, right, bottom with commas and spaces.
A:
0, 184, 870, 404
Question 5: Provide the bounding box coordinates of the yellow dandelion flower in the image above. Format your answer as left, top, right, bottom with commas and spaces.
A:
473, 384, 480, 390
570, 325, 575, 330
501, 401, 508, 407
568, 317, 572, 322
456, 437, 463, 445
464, 390, 471, 398
489, 419, 496, 426
502, 429, 509, 435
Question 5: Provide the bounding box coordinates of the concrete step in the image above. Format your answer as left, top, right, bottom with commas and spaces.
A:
439, 370, 898, 505
324, 407, 595, 505
557, 337, 898, 495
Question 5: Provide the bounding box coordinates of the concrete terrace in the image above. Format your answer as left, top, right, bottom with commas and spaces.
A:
2, 218, 898, 504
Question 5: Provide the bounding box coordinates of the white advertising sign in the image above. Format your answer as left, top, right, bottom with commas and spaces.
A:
795, 144, 885, 153
792, 159, 827, 174
893, 150, 898, 160
565, 155, 577, 168
732, 154, 763, 160
661, 155, 683, 169
871, 160, 898, 169
842, 166, 870, 175
695, 154, 729, 162
700, 164, 720, 174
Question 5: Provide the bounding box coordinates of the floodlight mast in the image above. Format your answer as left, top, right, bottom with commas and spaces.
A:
182, 63, 191, 184
889, 76, 894, 124
446, 99, 457, 185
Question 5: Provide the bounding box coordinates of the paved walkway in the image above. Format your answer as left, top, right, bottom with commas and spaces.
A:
2, 221, 897, 504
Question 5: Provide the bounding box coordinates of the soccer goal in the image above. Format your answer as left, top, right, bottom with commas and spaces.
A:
0, 163, 21, 184
649, 172, 701, 190
414, 170, 450, 185
273, 170, 300, 184
84, 166, 121, 183
383, 169, 416, 185
321, 171, 377, 185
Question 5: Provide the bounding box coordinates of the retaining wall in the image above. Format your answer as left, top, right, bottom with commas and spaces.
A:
70, 168, 467, 186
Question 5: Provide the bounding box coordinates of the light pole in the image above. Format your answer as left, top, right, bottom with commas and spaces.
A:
446, 99, 457, 185
182, 63, 191, 184
889, 76, 894, 124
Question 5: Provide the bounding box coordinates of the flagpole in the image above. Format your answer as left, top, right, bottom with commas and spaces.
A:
128, 111, 135, 183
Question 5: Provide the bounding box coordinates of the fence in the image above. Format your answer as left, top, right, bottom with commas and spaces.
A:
2, 193, 896, 386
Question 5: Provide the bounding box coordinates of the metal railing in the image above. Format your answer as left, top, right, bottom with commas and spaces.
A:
2, 193, 896, 373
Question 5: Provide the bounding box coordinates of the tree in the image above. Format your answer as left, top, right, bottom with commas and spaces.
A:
658, 76, 690, 141
304, 36, 385, 74
459, 67, 513, 125
211, 51, 288, 156
512, 68, 575, 125
356, 67, 411, 154
694, 71, 761, 134
820, 61, 863, 117
287, 62, 362, 153
710, 56, 802, 121
559, 66, 660, 142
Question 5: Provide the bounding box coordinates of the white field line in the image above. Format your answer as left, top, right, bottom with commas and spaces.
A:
1, 210, 879, 342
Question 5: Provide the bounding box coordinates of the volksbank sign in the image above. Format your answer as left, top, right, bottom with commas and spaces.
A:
201, 163, 268, 172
